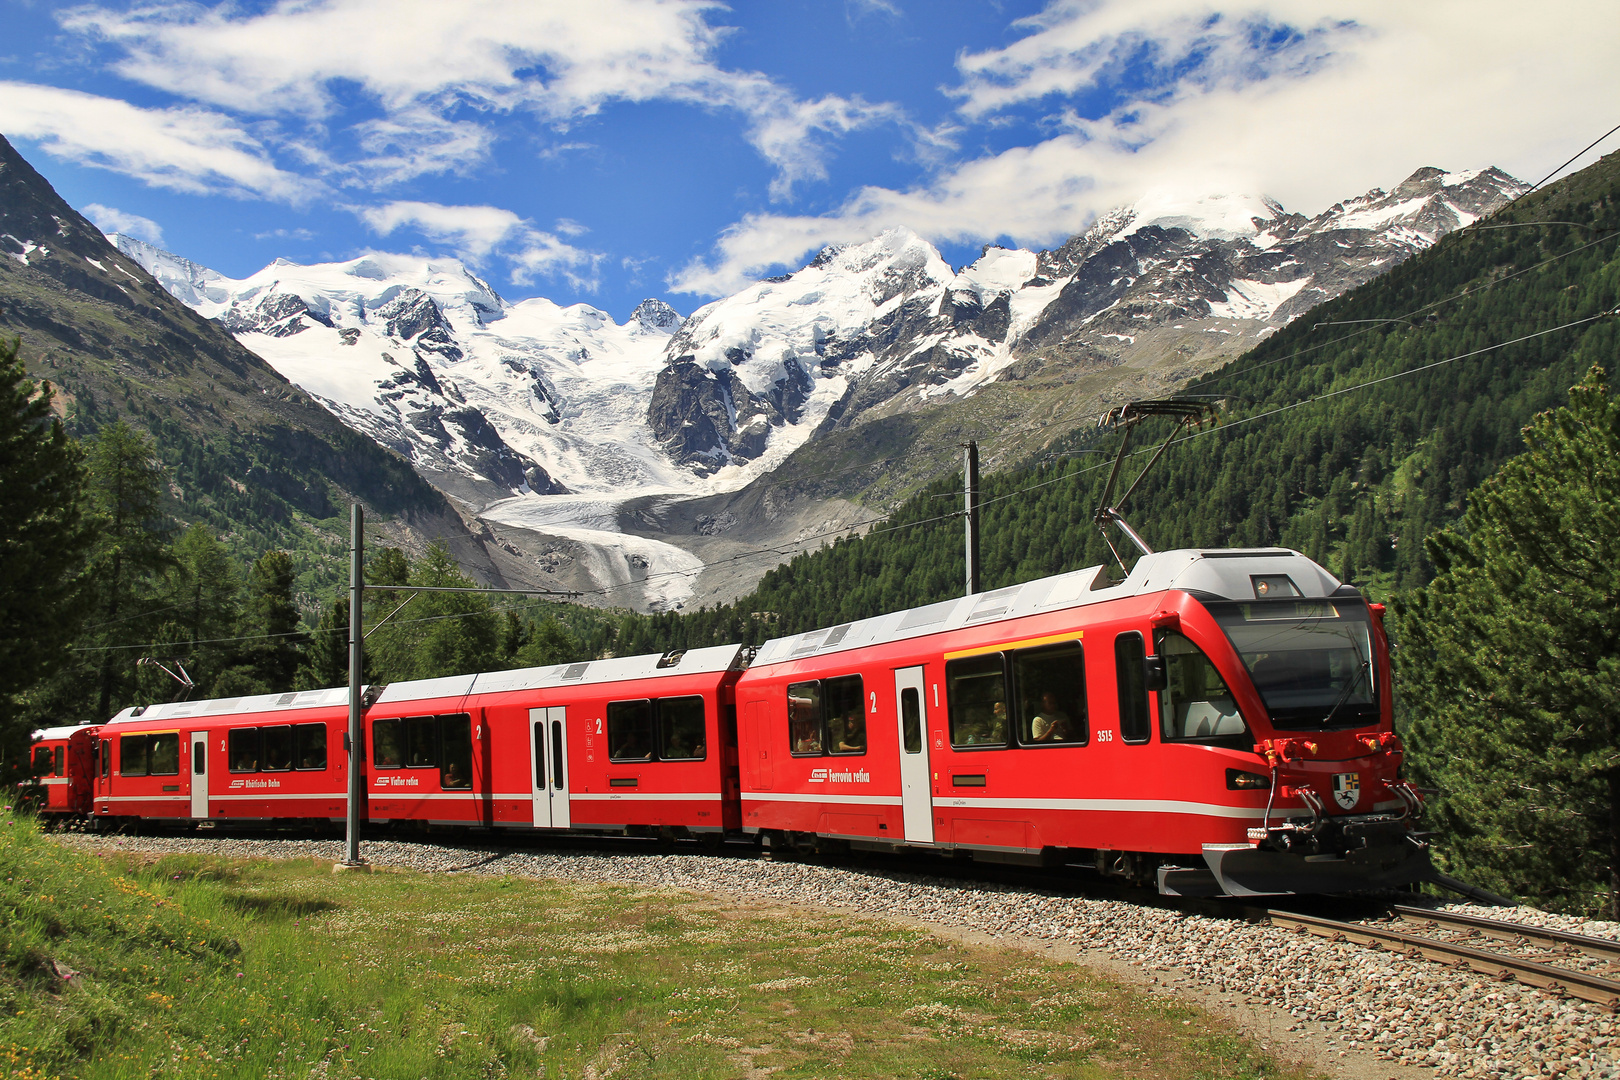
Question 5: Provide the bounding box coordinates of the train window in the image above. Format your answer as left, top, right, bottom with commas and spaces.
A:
99, 739, 109, 779
901, 688, 922, 754
121, 735, 149, 777
1157, 631, 1251, 747
405, 716, 438, 768
1013, 643, 1087, 746
295, 724, 327, 770
607, 700, 654, 761
824, 675, 866, 755
372, 719, 403, 769
440, 714, 472, 789
229, 728, 261, 772
550, 721, 564, 791
261, 726, 294, 772
1204, 598, 1377, 730
787, 682, 823, 755
658, 697, 706, 761
947, 654, 1009, 749
1115, 633, 1152, 744
55, 746, 65, 776
33, 746, 52, 775
148, 733, 179, 776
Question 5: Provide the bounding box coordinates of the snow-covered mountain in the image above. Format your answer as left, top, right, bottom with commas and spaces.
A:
108, 238, 701, 507
112, 164, 1523, 610
656, 166, 1526, 461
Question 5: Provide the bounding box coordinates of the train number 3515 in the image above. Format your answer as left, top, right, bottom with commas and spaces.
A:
1096, 729, 1114, 742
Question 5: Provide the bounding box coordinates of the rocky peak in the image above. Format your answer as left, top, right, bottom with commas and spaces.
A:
375, 288, 448, 342
631, 297, 684, 334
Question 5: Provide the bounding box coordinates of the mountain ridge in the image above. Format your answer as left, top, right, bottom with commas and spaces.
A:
104, 157, 1524, 610
0, 131, 548, 603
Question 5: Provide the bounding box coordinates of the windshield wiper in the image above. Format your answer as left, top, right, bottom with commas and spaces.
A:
1318, 658, 1371, 729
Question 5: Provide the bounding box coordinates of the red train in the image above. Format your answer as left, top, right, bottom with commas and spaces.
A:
29, 548, 1430, 897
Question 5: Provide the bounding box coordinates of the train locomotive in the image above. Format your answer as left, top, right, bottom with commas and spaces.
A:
28, 546, 1429, 898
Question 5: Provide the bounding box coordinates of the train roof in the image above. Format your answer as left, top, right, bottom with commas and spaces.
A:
31, 725, 92, 741
374, 643, 744, 704
750, 547, 1344, 667
106, 686, 353, 726
97, 644, 747, 726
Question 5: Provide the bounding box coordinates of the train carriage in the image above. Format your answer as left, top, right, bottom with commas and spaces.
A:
29, 725, 95, 816
736, 547, 1428, 896
93, 689, 352, 825
360, 644, 745, 834
472, 643, 744, 836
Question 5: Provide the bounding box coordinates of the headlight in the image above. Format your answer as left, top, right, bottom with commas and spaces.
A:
1226, 768, 1271, 790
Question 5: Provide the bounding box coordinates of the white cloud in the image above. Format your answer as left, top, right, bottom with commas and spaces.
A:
60, 0, 897, 193
355, 200, 601, 290
0, 81, 315, 201
254, 227, 316, 242
673, 0, 1620, 296
847, 0, 902, 19
746, 92, 905, 200
357, 201, 528, 256
85, 203, 164, 244
508, 234, 603, 292
349, 109, 496, 186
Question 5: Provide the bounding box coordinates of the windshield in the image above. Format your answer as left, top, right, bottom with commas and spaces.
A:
1204, 599, 1378, 730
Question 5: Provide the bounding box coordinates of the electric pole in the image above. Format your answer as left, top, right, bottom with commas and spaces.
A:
963, 440, 981, 596
342, 502, 365, 868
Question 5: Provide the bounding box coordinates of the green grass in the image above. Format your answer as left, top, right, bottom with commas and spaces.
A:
2, 818, 1317, 1079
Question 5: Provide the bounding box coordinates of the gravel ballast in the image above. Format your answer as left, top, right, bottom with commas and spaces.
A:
54, 832, 1614, 1080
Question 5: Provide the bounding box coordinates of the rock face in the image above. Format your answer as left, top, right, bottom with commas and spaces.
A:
0, 132, 469, 571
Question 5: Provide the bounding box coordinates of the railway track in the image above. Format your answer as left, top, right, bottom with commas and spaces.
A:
1267, 904, 1620, 1009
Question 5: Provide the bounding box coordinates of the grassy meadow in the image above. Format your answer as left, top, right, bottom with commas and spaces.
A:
1, 817, 1312, 1079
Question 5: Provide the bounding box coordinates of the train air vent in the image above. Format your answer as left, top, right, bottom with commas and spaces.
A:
821, 624, 853, 648
898, 599, 957, 630
206, 698, 243, 713
966, 585, 1021, 622
562, 663, 590, 681
789, 630, 829, 658
276, 692, 298, 706
130, 705, 147, 717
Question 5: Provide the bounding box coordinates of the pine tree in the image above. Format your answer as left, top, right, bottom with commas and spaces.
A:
297, 597, 351, 691
1398, 364, 1620, 915
0, 337, 88, 760
365, 544, 497, 681
148, 523, 240, 698
215, 550, 305, 695
517, 617, 582, 667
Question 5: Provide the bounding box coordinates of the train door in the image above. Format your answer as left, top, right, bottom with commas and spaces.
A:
746, 700, 771, 789
96, 736, 111, 805
189, 731, 208, 818
530, 707, 570, 828
894, 666, 934, 844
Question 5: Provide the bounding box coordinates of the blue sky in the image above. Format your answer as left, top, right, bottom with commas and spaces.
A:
2, 0, 1614, 322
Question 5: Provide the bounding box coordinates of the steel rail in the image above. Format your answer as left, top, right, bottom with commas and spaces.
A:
1267, 909, 1620, 1010
1391, 904, 1620, 962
